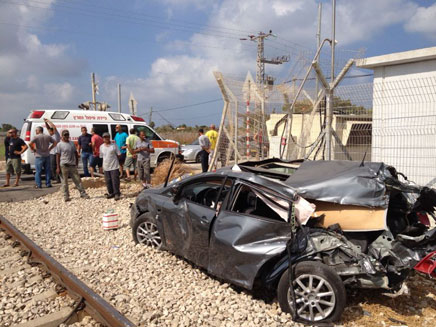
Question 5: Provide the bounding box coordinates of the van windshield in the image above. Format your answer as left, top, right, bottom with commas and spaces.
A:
134, 125, 161, 140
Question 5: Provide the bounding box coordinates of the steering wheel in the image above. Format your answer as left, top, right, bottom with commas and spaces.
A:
203, 188, 218, 207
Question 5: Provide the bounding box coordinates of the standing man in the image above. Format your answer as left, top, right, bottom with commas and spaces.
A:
90, 128, 104, 177
56, 130, 90, 202
114, 125, 128, 176
198, 129, 210, 173
100, 132, 121, 200
44, 118, 61, 183
205, 124, 218, 164
29, 126, 57, 188
77, 126, 92, 177
134, 130, 154, 188
3, 128, 28, 187
125, 128, 139, 181
4, 129, 11, 163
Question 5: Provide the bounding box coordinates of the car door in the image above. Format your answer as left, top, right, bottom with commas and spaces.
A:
159, 176, 225, 268
208, 182, 292, 290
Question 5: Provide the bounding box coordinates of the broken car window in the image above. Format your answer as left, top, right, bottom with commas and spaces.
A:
180, 179, 228, 208
231, 184, 290, 222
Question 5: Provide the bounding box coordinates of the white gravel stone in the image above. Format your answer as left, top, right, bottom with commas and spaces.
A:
0, 179, 304, 326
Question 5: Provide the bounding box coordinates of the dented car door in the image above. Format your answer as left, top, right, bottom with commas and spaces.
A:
208, 182, 292, 289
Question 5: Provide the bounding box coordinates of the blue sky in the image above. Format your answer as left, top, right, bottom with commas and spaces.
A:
0, 0, 435, 128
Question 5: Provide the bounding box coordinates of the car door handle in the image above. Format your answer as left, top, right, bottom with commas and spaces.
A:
200, 216, 208, 224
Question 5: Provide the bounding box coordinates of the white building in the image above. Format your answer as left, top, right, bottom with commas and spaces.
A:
357, 47, 436, 185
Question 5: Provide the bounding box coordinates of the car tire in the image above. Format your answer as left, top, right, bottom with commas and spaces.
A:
277, 261, 346, 323
195, 153, 201, 163
132, 214, 162, 249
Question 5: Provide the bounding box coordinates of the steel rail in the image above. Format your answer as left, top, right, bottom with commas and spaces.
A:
0, 215, 136, 327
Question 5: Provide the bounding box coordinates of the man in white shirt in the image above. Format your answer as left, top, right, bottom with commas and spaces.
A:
198, 129, 210, 172
100, 132, 121, 200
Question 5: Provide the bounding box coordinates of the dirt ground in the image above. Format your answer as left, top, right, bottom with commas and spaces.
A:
340, 272, 436, 326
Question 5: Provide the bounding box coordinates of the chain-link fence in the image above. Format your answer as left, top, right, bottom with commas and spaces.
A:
211, 68, 373, 168
212, 60, 436, 187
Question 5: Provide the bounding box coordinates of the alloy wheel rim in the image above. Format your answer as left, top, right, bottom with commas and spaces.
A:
287, 273, 336, 321
136, 221, 161, 247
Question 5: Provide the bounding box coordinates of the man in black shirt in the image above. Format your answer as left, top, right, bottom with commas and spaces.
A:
3, 128, 28, 187
77, 127, 92, 177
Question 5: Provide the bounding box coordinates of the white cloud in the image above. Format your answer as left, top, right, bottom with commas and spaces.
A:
0, 0, 87, 126
404, 3, 436, 39
44, 82, 75, 103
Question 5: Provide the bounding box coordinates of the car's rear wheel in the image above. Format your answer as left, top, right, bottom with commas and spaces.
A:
277, 261, 346, 323
132, 214, 162, 249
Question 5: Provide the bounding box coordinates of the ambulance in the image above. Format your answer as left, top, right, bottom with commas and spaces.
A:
20, 109, 181, 173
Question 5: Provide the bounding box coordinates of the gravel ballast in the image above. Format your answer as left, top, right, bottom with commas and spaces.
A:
1, 178, 436, 326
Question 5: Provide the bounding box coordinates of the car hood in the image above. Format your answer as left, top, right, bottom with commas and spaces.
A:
181, 145, 199, 151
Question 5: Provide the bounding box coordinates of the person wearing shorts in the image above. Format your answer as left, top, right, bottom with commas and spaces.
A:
114, 124, 128, 176
124, 128, 139, 181
3, 128, 28, 187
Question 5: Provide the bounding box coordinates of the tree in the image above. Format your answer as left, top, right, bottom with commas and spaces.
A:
1, 123, 16, 131
149, 121, 155, 128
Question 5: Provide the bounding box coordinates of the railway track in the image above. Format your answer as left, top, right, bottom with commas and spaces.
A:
0, 215, 136, 327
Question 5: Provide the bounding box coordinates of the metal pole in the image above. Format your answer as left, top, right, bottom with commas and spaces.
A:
246, 80, 250, 159
315, 3, 322, 97
234, 100, 238, 164
149, 107, 153, 124
326, 0, 336, 160
91, 73, 97, 111
117, 84, 121, 113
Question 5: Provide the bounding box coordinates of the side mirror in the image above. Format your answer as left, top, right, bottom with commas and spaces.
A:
170, 185, 179, 195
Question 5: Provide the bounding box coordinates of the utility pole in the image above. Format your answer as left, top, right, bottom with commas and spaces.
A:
240, 31, 289, 159
91, 73, 97, 111
241, 31, 290, 86
117, 84, 121, 113
148, 107, 153, 124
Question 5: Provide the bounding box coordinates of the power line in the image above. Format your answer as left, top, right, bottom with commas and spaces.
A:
144, 98, 223, 114
2, 0, 251, 41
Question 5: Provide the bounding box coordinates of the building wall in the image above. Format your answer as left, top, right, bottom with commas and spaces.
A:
372, 60, 436, 185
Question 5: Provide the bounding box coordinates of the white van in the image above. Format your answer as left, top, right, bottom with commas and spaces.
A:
20, 109, 181, 173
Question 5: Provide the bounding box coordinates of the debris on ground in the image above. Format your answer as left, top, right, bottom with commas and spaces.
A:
151, 159, 193, 186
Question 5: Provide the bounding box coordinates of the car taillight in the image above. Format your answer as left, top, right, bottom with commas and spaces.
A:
131, 115, 144, 121
30, 110, 45, 118
25, 130, 31, 141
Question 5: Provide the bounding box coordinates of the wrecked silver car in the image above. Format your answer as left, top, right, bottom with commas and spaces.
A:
130, 159, 436, 323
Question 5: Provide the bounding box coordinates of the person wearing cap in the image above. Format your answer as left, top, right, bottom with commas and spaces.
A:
56, 130, 89, 202
3, 128, 28, 187
100, 132, 121, 200
124, 128, 139, 181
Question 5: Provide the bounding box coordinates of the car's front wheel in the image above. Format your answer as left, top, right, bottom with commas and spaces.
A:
132, 214, 162, 249
277, 261, 346, 323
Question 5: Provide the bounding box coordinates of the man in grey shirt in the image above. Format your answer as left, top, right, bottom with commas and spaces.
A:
44, 118, 61, 183
198, 129, 210, 172
100, 132, 122, 200
56, 130, 89, 202
29, 126, 57, 188
134, 130, 155, 188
